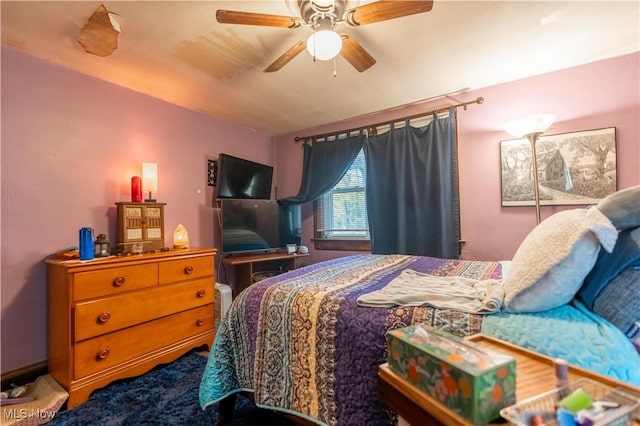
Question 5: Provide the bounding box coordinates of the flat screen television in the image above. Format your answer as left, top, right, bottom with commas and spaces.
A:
220, 199, 301, 254
216, 153, 273, 199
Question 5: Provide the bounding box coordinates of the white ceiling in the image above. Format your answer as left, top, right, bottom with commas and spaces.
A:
2, 1, 639, 135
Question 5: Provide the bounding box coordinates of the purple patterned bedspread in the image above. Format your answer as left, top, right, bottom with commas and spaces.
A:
199, 254, 503, 426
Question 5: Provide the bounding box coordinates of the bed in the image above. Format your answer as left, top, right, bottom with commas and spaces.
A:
199, 187, 640, 426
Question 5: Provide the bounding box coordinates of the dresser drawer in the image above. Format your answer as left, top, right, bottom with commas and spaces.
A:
74, 278, 214, 341
74, 304, 213, 379
159, 255, 213, 285
73, 263, 159, 301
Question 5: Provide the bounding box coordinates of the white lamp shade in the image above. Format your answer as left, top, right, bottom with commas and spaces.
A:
503, 113, 556, 138
142, 162, 158, 192
306, 30, 342, 61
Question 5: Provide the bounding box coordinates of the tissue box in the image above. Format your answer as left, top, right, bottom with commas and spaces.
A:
386, 324, 516, 425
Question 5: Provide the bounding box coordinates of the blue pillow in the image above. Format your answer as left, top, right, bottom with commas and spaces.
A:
577, 226, 640, 309
596, 186, 640, 230
592, 267, 640, 339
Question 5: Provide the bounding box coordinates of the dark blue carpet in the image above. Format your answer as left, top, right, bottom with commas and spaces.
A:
49, 351, 298, 425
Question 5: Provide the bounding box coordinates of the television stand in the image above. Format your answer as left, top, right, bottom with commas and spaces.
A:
222, 251, 309, 297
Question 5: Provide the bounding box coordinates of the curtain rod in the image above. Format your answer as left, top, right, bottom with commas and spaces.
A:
294, 96, 484, 143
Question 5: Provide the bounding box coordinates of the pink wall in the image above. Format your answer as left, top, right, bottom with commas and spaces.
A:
0, 46, 274, 372
2, 46, 638, 374
275, 52, 640, 264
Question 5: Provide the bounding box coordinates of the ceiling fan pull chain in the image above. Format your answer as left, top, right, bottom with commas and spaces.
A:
333, 57, 337, 77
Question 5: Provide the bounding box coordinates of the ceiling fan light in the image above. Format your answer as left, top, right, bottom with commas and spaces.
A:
306, 30, 342, 61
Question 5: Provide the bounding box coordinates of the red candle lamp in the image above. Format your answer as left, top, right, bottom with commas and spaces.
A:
131, 176, 143, 202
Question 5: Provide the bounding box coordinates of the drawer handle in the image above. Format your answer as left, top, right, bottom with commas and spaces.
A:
113, 276, 125, 287
97, 347, 110, 360
98, 312, 111, 323
196, 318, 205, 327
197, 289, 206, 298
184, 265, 194, 275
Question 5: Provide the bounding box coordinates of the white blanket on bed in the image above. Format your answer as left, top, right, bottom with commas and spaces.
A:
357, 269, 504, 313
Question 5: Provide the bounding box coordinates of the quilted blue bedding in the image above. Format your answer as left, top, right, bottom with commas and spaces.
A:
199, 254, 639, 426
483, 300, 639, 385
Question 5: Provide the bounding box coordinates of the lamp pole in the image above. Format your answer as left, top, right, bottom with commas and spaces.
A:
502, 113, 555, 226
526, 132, 543, 225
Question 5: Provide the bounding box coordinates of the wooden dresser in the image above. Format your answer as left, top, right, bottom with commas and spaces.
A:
46, 248, 217, 409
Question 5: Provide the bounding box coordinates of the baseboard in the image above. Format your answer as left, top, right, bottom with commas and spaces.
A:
1, 360, 48, 390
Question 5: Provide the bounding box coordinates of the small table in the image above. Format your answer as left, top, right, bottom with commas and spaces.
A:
222, 251, 309, 296
378, 334, 640, 426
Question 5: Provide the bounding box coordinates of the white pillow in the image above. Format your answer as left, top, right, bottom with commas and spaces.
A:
503, 207, 617, 313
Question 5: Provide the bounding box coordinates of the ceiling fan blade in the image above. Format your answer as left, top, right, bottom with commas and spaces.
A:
216, 10, 301, 28
340, 34, 376, 72
344, 0, 434, 27
264, 40, 307, 72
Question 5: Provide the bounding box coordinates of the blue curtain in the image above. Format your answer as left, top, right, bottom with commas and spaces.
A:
365, 108, 459, 258
279, 133, 365, 205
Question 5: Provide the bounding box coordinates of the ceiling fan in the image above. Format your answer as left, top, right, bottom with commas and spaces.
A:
216, 0, 434, 72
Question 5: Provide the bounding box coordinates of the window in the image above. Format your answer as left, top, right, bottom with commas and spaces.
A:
314, 150, 371, 251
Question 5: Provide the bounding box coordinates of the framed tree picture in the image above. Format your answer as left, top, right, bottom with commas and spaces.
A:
500, 127, 617, 206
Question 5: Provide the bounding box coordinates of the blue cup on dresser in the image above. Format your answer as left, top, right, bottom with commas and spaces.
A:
79, 227, 94, 261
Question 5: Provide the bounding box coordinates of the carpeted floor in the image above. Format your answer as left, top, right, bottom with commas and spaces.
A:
49, 351, 299, 426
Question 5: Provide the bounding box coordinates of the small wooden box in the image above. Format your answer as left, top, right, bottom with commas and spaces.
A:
116, 202, 166, 253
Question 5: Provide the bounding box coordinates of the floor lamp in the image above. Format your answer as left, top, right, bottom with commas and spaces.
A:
503, 114, 556, 224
